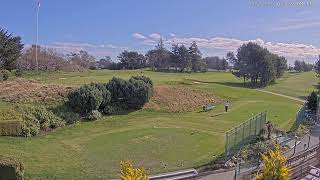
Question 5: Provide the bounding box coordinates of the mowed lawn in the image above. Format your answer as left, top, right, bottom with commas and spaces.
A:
0, 70, 307, 179
264, 71, 318, 99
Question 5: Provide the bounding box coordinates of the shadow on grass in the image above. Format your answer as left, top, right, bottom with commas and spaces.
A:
186, 78, 256, 89
210, 113, 224, 117
50, 103, 140, 124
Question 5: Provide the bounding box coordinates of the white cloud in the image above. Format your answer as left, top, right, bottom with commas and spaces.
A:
133, 33, 320, 63
33, 42, 128, 60
170, 33, 176, 37
149, 33, 161, 40
132, 33, 147, 40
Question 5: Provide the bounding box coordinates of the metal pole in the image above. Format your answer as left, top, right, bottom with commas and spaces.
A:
225, 132, 228, 160
307, 135, 311, 149
234, 162, 237, 180
35, 1, 39, 71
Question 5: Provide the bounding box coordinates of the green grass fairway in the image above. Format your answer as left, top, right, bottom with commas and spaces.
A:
264, 71, 318, 99
0, 70, 309, 179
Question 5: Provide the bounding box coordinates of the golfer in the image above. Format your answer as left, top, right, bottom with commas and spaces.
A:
224, 100, 230, 112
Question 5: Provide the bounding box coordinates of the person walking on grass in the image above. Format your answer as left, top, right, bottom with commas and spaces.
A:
224, 100, 230, 112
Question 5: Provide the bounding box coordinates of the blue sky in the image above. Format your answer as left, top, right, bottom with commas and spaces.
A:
1, 0, 320, 63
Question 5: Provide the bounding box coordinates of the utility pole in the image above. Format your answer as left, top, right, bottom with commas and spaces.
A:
35, 0, 40, 71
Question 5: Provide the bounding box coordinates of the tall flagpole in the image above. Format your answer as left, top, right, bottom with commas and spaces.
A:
35, 0, 40, 71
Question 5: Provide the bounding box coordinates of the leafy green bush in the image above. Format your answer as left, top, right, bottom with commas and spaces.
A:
86, 110, 102, 121
107, 77, 153, 110
106, 77, 133, 110
0, 69, 10, 81
14, 69, 23, 77
50, 104, 80, 125
68, 76, 153, 116
130, 76, 153, 91
0, 155, 24, 180
90, 83, 111, 109
16, 105, 65, 137
67, 84, 103, 114
306, 91, 318, 112
103, 105, 115, 115
128, 78, 153, 109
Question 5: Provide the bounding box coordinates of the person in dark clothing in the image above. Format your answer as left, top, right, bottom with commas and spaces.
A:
224, 100, 230, 112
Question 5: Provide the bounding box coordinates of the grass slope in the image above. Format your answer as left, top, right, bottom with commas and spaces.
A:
264, 71, 318, 99
0, 70, 307, 179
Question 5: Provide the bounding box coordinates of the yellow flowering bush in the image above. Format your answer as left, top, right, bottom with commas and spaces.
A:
120, 160, 149, 180
256, 144, 289, 180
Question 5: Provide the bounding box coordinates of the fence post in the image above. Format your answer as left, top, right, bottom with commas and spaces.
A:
249, 118, 252, 136
225, 132, 229, 159
317, 137, 320, 165
234, 127, 238, 147
260, 112, 263, 129
254, 116, 257, 135
242, 124, 245, 143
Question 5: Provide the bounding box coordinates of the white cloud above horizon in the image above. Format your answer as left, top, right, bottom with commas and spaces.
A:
25, 42, 129, 60
28, 33, 320, 64
133, 32, 320, 64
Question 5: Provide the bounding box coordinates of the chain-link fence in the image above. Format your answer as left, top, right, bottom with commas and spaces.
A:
225, 111, 267, 159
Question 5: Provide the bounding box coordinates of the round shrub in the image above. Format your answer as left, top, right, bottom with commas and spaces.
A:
106, 76, 153, 111
130, 76, 153, 88
106, 77, 133, 110
306, 91, 318, 112
68, 84, 103, 114
90, 83, 111, 110
16, 105, 65, 137
86, 110, 102, 121
103, 105, 122, 115
127, 78, 153, 109
0, 69, 10, 81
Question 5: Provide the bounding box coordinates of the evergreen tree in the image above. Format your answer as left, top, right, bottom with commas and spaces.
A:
306, 91, 318, 112
232, 42, 285, 87
177, 45, 191, 72
189, 41, 204, 72
0, 28, 23, 70
118, 51, 146, 69
315, 55, 320, 76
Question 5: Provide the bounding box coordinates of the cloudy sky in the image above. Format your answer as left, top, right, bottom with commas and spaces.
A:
1, 0, 320, 64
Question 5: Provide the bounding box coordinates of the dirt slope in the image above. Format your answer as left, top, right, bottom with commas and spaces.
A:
145, 86, 223, 112
0, 78, 74, 103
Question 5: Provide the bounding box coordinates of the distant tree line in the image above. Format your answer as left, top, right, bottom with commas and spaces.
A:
136, 39, 208, 72
3, 26, 315, 88
100, 39, 228, 72
293, 60, 313, 72
228, 42, 288, 87
204, 56, 228, 71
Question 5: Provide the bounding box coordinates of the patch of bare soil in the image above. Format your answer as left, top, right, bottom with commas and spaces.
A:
144, 86, 223, 112
0, 78, 75, 103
